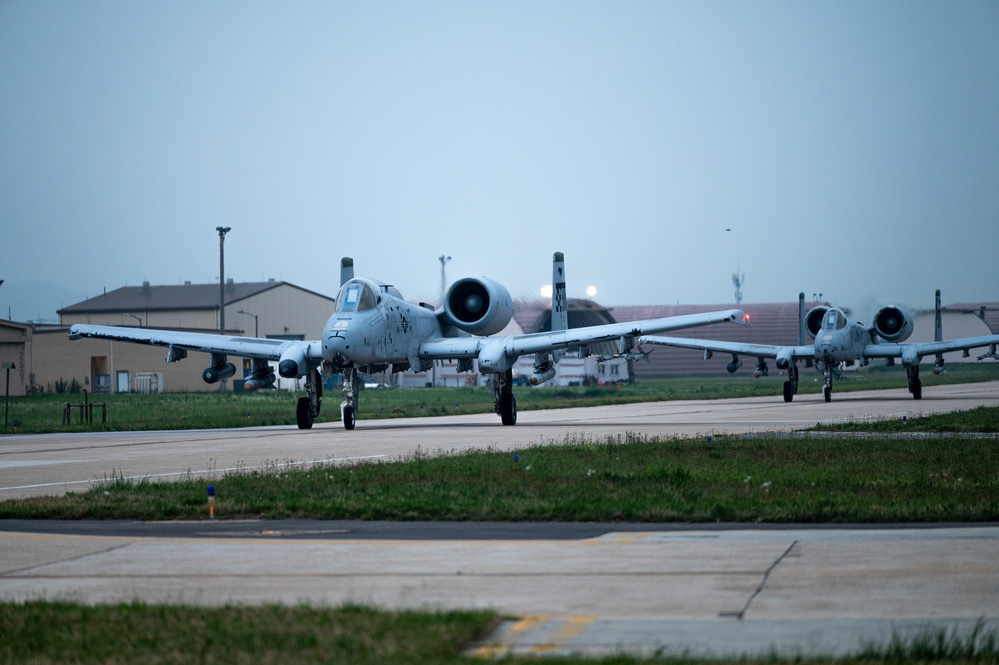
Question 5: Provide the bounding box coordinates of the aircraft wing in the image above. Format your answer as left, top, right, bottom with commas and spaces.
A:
420, 309, 746, 363
68, 324, 322, 362
639, 335, 815, 362
861, 335, 999, 362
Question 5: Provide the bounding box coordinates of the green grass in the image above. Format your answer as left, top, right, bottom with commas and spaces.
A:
2, 601, 996, 664
3, 408, 998, 522
815, 404, 999, 433
4, 363, 998, 435
0, 601, 497, 665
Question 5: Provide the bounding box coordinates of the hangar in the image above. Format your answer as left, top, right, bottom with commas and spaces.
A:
27, 280, 333, 394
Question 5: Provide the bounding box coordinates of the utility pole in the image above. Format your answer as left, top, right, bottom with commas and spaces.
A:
2, 361, 13, 427
216, 226, 231, 392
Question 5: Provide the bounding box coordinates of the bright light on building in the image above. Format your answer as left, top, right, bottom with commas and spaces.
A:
586, 285, 597, 298
540, 284, 553, 298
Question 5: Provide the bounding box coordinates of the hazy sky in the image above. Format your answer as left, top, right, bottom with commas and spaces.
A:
2, 1, 997, 323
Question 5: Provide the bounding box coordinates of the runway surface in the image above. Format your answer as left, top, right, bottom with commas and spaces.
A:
2, 381, 998, 658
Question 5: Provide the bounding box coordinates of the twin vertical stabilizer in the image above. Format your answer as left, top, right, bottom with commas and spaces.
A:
340, 258, 354, 287
551, 252, 568, 363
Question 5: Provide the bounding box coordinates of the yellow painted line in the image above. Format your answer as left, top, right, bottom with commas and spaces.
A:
510, 614, 554, 634
468, 615, 553, 659
531, 614, 598, 654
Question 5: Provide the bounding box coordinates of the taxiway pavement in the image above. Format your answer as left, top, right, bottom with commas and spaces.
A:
1, 520, 997, 658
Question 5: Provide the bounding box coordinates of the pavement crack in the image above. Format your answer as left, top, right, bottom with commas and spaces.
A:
2, 542, 131, 577
720, 539, 799, 620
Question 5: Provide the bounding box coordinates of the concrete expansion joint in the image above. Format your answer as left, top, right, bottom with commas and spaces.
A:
2, 541, 131, 577
720, 540, 800, 620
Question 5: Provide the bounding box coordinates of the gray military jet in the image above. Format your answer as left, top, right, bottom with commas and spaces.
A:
70, 252, 745, 430
640, 291, 999, 403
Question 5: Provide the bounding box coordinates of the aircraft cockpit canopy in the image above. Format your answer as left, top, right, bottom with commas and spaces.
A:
336, 280, 378, 312
824, 309, 847, 331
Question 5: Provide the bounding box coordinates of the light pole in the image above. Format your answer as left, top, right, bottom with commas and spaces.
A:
216, 226, 231, 392
123, 313, 142, 326
2, 361, 13, 427
216, 227, 231, 334
237, 309, 258, 337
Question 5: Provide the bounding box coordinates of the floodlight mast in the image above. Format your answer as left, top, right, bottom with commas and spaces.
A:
216, 226, 231, 392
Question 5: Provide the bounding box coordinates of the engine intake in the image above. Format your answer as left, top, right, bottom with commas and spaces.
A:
443, 276, 513, 336
872, 305, 913, 342
803, 306, 828, 339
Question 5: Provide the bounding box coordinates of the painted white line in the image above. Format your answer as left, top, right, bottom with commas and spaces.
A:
0, 460, 93, 469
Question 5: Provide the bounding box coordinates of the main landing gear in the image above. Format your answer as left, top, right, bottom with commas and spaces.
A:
782, 363, 799, 403
493, 369, 517, 426
822, 365, 834, 402
296, 369, 323, 429
340, 368, 359, 430
906, 365, 922, 400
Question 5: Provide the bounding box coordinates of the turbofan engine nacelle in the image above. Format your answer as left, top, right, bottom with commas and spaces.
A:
872, 305, 913, 342
279, 346, 309, 378
443, 276, 513, 336
803, 306, 829, 339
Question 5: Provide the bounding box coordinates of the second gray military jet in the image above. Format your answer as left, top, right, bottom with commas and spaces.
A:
640, 291, 999, 402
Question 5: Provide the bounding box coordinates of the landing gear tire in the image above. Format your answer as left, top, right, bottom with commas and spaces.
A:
500, 393, 517, 426
296, 396, 314, 429
783, 381, 794, 403
342, 405, 356, 430
911, 379, 922, 400
823, 385, 832, 403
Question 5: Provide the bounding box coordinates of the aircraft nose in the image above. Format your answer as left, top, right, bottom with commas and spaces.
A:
323, 322, 350, 363
815, 334, 835, 361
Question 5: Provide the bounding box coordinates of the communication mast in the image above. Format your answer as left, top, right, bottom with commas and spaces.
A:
732, 270, 745, 305
439, 254, 451, 304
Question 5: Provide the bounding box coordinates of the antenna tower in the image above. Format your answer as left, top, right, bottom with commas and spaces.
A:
439, 254, 451, 304
732, 270, 745, 305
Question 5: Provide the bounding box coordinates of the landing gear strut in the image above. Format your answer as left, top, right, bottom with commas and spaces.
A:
340, 368, 359, 430
782, 363, 799, 403
906, 365, 922, 400
822, 365, 833, 402
296, 368, 323, 429
493, 369, 517, 426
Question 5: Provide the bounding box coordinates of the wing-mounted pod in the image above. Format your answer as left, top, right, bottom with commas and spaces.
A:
872, 305, 914, 342
203, 353, 236, 384
803, 306, 829, 339
441, 276, 513, 336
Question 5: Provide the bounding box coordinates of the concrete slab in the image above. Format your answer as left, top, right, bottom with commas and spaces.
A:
0, 523, 996, 658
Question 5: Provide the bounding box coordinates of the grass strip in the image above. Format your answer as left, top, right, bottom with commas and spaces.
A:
0, 601, 496, 665
814, 404, 999, 433
2, 601, 997, 664
3, 426, 997, 522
